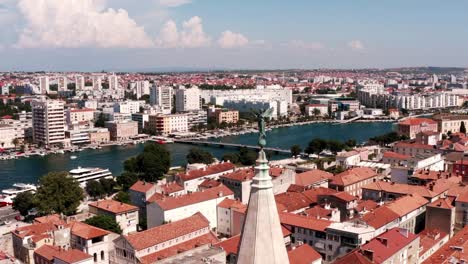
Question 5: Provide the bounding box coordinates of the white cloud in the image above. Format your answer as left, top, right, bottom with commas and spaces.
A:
288, 40, 324, 50
348, 40, 364, 50
15, 0, 154, 49
156, 16, 211, 48
217, 30, 248, 49
158, 0, 191, 7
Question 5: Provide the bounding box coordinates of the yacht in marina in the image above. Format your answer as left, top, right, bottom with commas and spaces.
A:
0, 183, 37, 206
69, 167, 113, 187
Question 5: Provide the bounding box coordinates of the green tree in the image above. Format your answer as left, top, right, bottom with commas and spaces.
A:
117, 172, 139, 191
12, 191, 36, 216
34, 172, 84, 216
305, 138, 328, 154
94, 113, 107, 128
186, 148, 215, 164
461, 121, 466, 134
12, 138, 20, 149
124, 143, 171, 182
84, 215, 122, 234
99, 178, 117, 195
313, 108, 321, 117
85, 180, 105, 199
290, 144, 302, 157
345, 139, 357, 148
222, 152, 240, 164
239, 147, 257, 166
113, 191, 130, 204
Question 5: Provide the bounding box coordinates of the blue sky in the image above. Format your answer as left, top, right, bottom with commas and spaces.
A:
0, 0, 468, 71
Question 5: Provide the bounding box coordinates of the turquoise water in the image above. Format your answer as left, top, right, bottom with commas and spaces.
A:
0, 122, 394, 190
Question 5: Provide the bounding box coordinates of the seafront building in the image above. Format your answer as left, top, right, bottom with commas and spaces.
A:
175, 86, 201, 112
32, 100, 65, 146
150, 85, 173, 114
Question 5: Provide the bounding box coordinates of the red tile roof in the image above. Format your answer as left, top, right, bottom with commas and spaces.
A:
54, 249, 93, 264
330, 191, 357, 202
198, 179, 221, 189
12, 222, 58, 239
215, 235, 240, 256
422, 226, 468, 264
34, 214, 66, 225
288, 244, 322, 264
295, 169, 333, 187
360, 228, 419, 263
217, 198, 246, 211
279, 212, 331, 232
70, 221, 110, 240
399, 118, 437, 126
160, 182, 184, 194
146, 192, 164, 203
334, 248, 372, 264
303, 205, 334, 219
361, 206, 399, 229
139, 232, 219, 263
419, 229, 449, 257
89, 199, 138, 214
34, 245, 59, 261
385, 194, 428, 217
355, 199, 378, 213
275, 192, 312, 212
129, 181, 155, 193
394, 142, 436, 150
330, 167, 377, 187
220, 167, 255, 181
383, 151, 410, 160
177, 162, 235, 181
154, 184, 233, 210
301, 187, 337, 204
125, 212, 210, 251
427, 197, 454, 209
362, 181, 438, 199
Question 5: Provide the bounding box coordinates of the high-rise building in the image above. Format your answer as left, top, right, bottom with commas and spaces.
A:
75, 75, 85, 90
150, 85, 173, 114
32, 100, 65, 146
57, 76, 67, 91
39, 76, 49, 94
135, 81, 150, 99
92, 75, 102, 90
175, 87, 201, 112
108, 74, 119, 90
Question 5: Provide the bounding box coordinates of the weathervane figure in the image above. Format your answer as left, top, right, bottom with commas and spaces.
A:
254, 108, 274, 148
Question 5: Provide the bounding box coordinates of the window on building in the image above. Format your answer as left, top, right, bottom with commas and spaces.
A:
101, 251, 105, 261
93, 253, 97, 262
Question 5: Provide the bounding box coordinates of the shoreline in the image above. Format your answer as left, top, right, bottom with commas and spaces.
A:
0, 120, 396, 161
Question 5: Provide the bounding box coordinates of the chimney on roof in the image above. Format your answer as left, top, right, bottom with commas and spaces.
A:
218, 191, 223, 197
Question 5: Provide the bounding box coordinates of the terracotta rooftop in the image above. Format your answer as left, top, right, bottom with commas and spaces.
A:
355, 199, 379, 213
287, 244, 322, 264
70, 221, 110, 240
394, 141, 436, 150
303, 205, 334, 219
427, 197, 454, 209
279, 212, 332, 232
419, 229, 449, 257
154, 184, 233, 210
361, 206, 400, 229
219, 167, 255, 181
360, 228, 419, 263
413, 170, 458, 181
362, 181, 438, 199
12, 222, 58, 239
399, 117, 437, 126
330, 191, 357, 202
383, 151, 410, 160
34, 245, 59, 261
217, 198, 246, 211
139, 232, 219, 263
330, 167, 377, 186
301, 187, 337, 204
422, 226, 468, 264
54, 249, 93, 264
334, 248, 372, 264
160, 182, 184, 194
146, 192, 164, 203
385, 194, 428, 217
34, 214, 66, 225
177, 162, 235, 181
125, 212, 210, 251
129, 181, 155, 193
89, 199, 138, 214
215, 235, 240, 256
456, 189, 468, 203
198, 178, 222, 189
295, 169, 333, 187
275, 192, 312, 212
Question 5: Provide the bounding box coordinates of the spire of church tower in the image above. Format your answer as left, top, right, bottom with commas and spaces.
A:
236, 108, 289, 264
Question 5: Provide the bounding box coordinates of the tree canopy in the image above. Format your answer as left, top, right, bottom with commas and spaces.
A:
34, 172, 84, 216
85, 180, 105, 199
186, 148, 215, 164
113, 191, 130, 204
290, 145, 302, 157
369, 132, 409, 146
123, 143, 171, 182
84, 215, 122, 234
461, 121, 466, 134
305, 138, 355, 154
12, 191, 35, 216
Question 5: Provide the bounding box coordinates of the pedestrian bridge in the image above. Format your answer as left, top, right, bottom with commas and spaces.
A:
173, 139, 293, 155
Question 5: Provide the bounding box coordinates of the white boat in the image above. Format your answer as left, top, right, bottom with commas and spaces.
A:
69, 167, 113, 187
0, 183, 37, 206
70, 155, 77, 160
